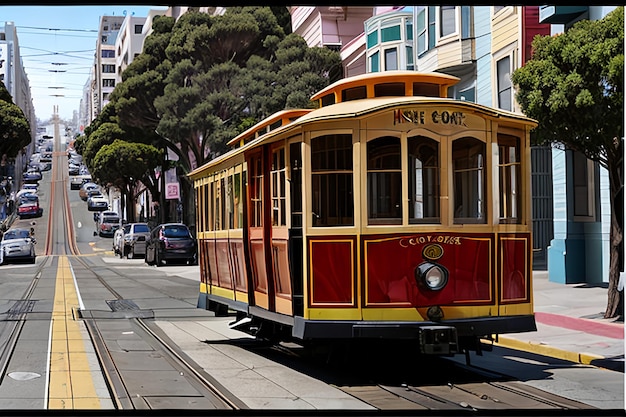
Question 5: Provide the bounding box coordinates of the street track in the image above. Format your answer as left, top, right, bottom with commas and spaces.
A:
70, 253, 242, 410
2, 114, 241, 410
0, 114, 611, 410
232, 340, 597, 410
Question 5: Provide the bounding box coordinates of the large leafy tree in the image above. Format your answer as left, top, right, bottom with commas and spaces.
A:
111, 7, 342, 226
91, 140, 163, 222
0, 82, 31, 158
511, 7, 624, 318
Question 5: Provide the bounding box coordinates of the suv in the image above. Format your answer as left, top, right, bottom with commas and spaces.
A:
145, 223, 197, 266
97, 211, 121, 238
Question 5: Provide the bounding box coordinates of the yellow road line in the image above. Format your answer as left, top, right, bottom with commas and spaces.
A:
47, 256, 105, 409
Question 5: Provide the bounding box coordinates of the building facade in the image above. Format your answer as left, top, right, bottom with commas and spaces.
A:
539, 5, 618, 284
290, 4, 619, 285
0, 21, 37, 188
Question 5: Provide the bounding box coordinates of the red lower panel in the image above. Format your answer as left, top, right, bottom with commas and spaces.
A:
365, 234, 493, 306
310, 240, 354, 305
500, 237, 528, 302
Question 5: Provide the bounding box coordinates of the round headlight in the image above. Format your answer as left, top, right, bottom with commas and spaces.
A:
415, 262, 449, 291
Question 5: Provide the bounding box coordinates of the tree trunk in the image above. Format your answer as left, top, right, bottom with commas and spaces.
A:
604, 159, 623, 319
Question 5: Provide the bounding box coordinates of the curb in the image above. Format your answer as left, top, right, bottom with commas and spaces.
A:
494, 336, 605, 365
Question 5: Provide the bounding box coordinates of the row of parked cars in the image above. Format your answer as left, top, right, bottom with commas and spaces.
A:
111, 222, 197, 266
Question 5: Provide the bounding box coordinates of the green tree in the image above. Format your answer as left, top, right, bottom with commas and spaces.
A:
91, 140, 163, 222
0, 82, 31, 158
108, 7, 341, 227
511, 7, 624, 318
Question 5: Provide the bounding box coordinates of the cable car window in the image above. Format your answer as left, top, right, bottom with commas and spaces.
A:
453, 137, 486, 224
271, 147, 287, 227
498, 134, 521, 224
342, 86, 367, 102
368, 136, 401, 225
408, 136, 440, 223
311, 134, 354, 227
374, 82, 405, 97
321, 94, 335, 107
249, 154, 263, 227
413, 82, 441, 97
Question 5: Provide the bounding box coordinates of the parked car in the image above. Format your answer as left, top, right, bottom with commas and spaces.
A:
121, 223, 151, 259
21, 183, 38, 193
68, 163, 80, 176
0, 228, 36, 265
97, 211, 121, 238
145, 223, 197, 266
23, 168, 42, 183
17, 193, 43, 219
87, 194, 109, 211
79, 182, 99, 201
70, 174, 92, 190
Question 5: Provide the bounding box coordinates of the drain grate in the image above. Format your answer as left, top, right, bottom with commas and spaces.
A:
106, 299, 140, 312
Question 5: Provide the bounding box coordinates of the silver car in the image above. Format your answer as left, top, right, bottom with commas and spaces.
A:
0, 228, 36, 265
121, 223, 151, 259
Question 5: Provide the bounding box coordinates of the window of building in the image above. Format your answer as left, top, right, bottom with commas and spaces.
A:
428, 6, 436, 49
497, 56, 512, 111
461, 6, 471, 39
101, 49, 115, 58
102, 64, 115, 73
381, 25, 401, 42
370, 51, 380, 72
453, 137, 486, 224
406, 46, 414, 70
368, 136, 401, 225
102, 79, 115, 88
134, 24, 143, 34
271, 147, 287, 227
440, 6, 456, 38
367, 30, 378, 48
408, 136, 440, 223
384, 48, 398, 71
416, 7, 427, 55
459, 86, 475, 102
573, 151, 595, 219
101, 35, 108, 43
311, 134, 354, 227
406, 20, 413, 41
498, 134, 521, 223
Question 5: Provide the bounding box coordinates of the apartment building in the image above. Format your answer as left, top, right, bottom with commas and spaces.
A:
115, 15, 147, 81
538, 6, 619, 285
290, 5, 620, 285
0, 21, 37, 182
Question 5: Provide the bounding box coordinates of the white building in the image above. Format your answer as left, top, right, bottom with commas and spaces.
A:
0, 21, 36, 183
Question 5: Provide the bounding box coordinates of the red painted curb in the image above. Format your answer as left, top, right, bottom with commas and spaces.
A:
535, 312, 624, 339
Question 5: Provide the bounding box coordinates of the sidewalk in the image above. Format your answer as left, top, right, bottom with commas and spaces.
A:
496, 271, 624, 372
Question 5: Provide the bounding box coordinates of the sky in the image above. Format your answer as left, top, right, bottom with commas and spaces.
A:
1, 5, 169, 122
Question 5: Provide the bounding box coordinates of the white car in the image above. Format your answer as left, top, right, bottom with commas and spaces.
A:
0, 228, 36, 265
87, 194, 109, 211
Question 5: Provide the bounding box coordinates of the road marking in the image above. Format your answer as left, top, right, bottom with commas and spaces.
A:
47, 256, 112, 409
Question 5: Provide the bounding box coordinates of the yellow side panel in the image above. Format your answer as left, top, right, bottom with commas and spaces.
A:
211, 285, 236, 301
235, 290, 249, 304
307, 308, 361, 320
498, 303, 533, 316
362, 308, 424, 321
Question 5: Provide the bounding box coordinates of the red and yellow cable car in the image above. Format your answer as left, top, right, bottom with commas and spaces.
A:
189, 71, 537, 355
